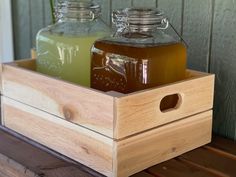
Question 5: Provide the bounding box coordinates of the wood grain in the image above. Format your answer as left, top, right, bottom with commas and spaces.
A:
183, 0, 212, 72
2, 62, 114, 137
180, 147, 236, 177
0, 127, 105, 177
147, 159, 218, 177
11, 1, 236, 142
115, 72, 214, 138
2, 96, 213, 177
131, 171, 154, 177
114, 111, 212, 177
2, 97, 113, 177
210, 136, 236, 156
42, 166, 96, 177
0, 126, 235, 177
8, 58, 36, 71
2, 60, 215, 140
211, 0, 236, 140
0, 153, 38, 177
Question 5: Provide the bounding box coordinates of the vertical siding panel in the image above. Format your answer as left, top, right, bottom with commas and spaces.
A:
95, 0, 111, 26
43, 0, 53, 26
12, 0, 31, 59
31, 0, 44, 48
183, 0, 212, 71
211, 0, 236, 140
112, 0, 132, 10
132, 0, 157, 8
158, 0, 182, 39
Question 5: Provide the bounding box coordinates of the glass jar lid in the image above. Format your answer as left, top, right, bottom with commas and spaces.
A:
112, 8, 169, 31
55, 0, 101, 21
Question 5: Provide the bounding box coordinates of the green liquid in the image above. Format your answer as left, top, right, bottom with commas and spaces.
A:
36, 32, 102, 87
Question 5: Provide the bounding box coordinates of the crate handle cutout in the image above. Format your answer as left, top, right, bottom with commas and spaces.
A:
160, 94, 182, 113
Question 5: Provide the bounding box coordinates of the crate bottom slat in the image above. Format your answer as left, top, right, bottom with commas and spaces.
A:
2, 96, 212, 177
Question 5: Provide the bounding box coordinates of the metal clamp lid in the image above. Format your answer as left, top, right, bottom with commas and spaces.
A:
55, 0, 101, 21
112, 8, 169, 31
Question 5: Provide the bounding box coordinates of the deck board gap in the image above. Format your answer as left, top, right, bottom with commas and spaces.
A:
203, 146, 236, 161
177, 156, 228, 177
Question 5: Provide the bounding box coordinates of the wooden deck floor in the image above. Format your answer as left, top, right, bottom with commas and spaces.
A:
0, 126, 235, 177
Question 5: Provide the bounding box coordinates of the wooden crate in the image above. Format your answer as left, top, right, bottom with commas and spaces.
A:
0, 59, 214, 177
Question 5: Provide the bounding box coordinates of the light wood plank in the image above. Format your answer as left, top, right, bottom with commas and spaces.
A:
8, 58, 36, 70
2, 60, 215, 140
132, 0, 157, 8
114, 110, 213, 177
115, 73, 214, 138
183, 0, 212, 72
158, 0, 183, 40
211, 0, 236, 140
12, 0, 31, 59
0, 153, 38, 177
0, 127, 105, 177
2, 62, 114, 137
2, 97, 113, 177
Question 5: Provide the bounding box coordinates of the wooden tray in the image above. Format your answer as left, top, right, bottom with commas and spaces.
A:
0, 59, 215, 177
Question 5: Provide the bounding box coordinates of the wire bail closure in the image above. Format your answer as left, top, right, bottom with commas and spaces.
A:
54, 0, 100, 22
157, 18, 169, 30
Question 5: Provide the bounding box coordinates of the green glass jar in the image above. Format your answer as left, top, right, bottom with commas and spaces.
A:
36, 0, 111, 87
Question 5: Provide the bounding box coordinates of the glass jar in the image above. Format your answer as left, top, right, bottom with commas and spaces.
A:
91, 8, 187, 93
36, 0, 111, 87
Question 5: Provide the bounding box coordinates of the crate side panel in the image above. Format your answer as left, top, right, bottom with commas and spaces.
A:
2, 97, 113, 177
115, 74, 214, 139
2, 64, 114, 137
115, 110, 212, 177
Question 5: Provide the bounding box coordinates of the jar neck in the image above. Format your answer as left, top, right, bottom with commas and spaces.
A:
113, 8, 169, 36
55, 0, 101, 22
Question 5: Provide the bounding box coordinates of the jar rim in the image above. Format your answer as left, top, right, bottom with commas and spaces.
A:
112, 8, 165, 26
55, 0, 101, 21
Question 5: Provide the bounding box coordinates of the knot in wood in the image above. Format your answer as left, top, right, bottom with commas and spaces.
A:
63, 106, 74, 121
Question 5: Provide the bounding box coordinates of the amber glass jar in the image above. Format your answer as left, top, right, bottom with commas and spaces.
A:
91, 8, 187, 93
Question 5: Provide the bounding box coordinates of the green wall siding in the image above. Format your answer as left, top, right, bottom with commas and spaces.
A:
12, 0, 236, 140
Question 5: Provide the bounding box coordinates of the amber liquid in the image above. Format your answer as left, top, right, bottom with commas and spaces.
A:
91, 40, 187, 94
